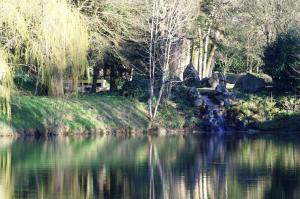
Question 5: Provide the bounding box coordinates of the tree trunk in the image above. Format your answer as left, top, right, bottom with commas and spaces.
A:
110, 65, 118, 91
246, 37, 250, 72
202, 5, 216, 78
49, 76, 64, 97
189, 39, 195, 64
91, 64, 101, 93
198, 28, 204, 79
206, 44, 217, 77
203, 34, 209, 78
249, 57, 253, 73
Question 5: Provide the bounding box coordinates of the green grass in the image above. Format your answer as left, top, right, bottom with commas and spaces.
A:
0, 94, 150, 135
4, 90, 298, 135
228, 92, 300, 131
155, 101, 187, 129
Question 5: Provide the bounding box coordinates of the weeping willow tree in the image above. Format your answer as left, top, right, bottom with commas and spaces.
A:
0, 0, 89, 97
0, 51, 13, 120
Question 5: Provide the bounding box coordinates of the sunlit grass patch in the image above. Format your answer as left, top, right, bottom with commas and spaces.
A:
0, 94, 150, 135
228, 92, 300, 131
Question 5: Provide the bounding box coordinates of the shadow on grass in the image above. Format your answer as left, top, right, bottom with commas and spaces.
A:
255, 113, 300, 132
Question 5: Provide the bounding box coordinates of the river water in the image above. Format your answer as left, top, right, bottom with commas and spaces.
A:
0, 134, 299, 199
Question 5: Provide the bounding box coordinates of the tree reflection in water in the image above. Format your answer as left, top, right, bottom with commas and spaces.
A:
0, 135, 300, 199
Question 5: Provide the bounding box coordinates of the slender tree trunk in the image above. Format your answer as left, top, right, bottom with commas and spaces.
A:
246, 37, 250, 72
203, 33, 210, 78
153, 40, 171, 118
91, 64, 100, 93
148, 0, 184, 119
198, 28, 204, 79
148, 0, 160, 120
110, 65, 117, 91
265, 24, 272, 46
256, 62, 260, 73
206, 44, 217, 77
246, 55, 250, 72
34, 69, 41, 95
249, 57, 253, 73
189, 39, 195, 64
153, 80, 164, 118
153, 15, 173, 118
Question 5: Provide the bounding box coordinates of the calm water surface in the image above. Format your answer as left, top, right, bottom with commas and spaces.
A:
0, 134, 300, 199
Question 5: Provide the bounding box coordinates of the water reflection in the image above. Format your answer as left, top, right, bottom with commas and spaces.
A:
0, 135, 300, 198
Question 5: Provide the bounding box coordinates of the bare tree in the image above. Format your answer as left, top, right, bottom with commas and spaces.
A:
148, 0, 196, 119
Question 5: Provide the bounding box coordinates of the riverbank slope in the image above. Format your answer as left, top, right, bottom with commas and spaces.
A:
0, 94, 152, 136
1, 92, 299, 136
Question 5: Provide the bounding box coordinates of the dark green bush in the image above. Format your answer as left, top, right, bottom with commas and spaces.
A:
121, 75, 150, 101
263, 28, 300, 90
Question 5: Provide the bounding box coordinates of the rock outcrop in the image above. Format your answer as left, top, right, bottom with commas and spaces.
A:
234, 73, 266, 93
200, 73, 220, 88
183, 64, 201, 87
186, 76, 246, 133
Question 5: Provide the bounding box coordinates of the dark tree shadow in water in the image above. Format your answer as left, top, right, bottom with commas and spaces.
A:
264, 162, 300, 199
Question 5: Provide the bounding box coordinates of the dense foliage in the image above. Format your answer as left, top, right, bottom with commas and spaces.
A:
263, 29, 300, 90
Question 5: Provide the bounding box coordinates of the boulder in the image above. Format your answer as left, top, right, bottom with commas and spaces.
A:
183, 64, 201, 87
193, 98, 205, 107
215, 81, 227, 94
200, 73, 220, 88
225, 73, 242, 84
216, 72, 226, 82
187, 87, 201, 101
187, 87, 208, 107
234, 73, 266, 93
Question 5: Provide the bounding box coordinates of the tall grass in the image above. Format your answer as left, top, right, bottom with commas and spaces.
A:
0, 0, 89, 96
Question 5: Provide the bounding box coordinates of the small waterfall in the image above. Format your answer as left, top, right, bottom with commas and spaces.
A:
188, 87, 227, 134
202, 96, 225, 135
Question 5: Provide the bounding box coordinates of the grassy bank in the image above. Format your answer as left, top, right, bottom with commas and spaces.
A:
1, 91, 299, 136
0, 93, 190, 136
0, 94, 151, 136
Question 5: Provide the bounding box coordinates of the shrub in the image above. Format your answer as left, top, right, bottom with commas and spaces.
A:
263, 28, 300, 90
